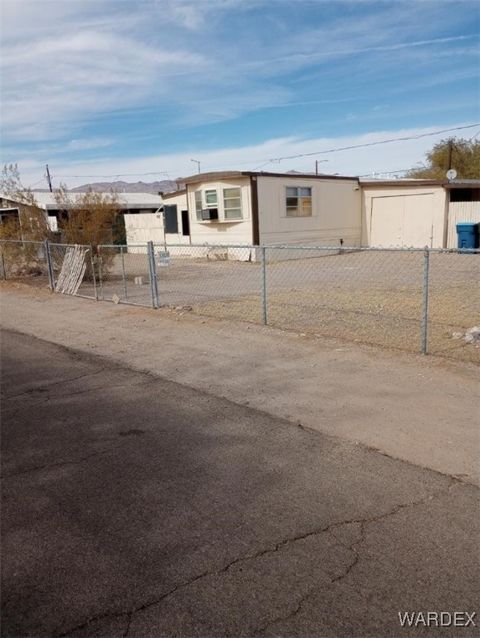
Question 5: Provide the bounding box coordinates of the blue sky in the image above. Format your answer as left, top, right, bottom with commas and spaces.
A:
1, 0, 479, 187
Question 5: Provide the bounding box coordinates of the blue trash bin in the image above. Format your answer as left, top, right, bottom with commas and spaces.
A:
456, 222, 479, 249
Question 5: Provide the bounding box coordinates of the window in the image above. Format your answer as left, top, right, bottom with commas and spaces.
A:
450, 188, 480, 202
164, 205, 178, 234
205, 190, 218, 206
194, 188, 242, 222
195, 190, 202, 220
223, 187, 242, 219
286, 186, 312, 217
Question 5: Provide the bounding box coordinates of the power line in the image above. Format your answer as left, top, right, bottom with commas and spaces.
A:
248, 123, 480, 165
23, 123, 480, 185
25, 177, 47, 189
204, 123, 480, 172
52, 171, 171, 179
358, 167, 420, 178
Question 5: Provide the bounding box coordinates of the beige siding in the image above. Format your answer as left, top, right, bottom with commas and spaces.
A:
362, 186, 447, 248
125, 192, 190, 250
162, 192, 190, 244
187, 177, 253, 245
257, 176, 361, 247
162, 191, 187, 210
124, 212, 190, 250
124, 212, 164, 251
446, 201, 480, 248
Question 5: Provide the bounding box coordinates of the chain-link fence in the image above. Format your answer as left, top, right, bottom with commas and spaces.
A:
153, 243, 261, 320
1, 239, 478, 361
428, 250, 480, 360
48, 243, 97, 299
256, 246, 426, 353
0, 239, 96, 299
95, 245, 153, 306
0, 239, 50, 282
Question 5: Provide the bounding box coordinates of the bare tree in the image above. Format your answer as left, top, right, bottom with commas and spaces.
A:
0, 163, 51, 241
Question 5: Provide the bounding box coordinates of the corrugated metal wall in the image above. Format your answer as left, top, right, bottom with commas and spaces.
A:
447, 201, 480, 248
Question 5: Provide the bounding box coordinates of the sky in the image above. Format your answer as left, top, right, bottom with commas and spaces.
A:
0, 0, 479, 188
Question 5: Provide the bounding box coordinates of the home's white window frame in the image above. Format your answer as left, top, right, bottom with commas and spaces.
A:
205, 189, 218, 208
194, 190, 203, 220
194, 186, 245, 222
285, 186, 312, 217
223, 187, 242, 220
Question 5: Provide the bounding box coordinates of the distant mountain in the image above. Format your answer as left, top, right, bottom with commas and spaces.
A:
70, 180, 179, 194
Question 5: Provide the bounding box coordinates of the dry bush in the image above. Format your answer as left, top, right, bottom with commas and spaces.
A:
54, 185, 122, 280
54, 185, 122, 246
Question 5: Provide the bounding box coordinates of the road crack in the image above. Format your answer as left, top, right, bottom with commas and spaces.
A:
251, 478, 462, 635
1, 445, 124, 480
57, 478, 461, 637
3, 367, 107, 400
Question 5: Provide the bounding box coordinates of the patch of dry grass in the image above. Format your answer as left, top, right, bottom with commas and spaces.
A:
193, 282, 479, 363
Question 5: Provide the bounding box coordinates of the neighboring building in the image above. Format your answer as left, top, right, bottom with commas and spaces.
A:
31, 191, 164, 223
0, 194, 50, 230
0, 190, 164, 239
361, 179, 480, 248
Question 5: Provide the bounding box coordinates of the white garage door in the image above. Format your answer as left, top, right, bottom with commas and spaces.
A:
370, 194, 435, 248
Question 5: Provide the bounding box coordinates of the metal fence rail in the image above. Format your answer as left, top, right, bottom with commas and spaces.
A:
1, 239, 478, 361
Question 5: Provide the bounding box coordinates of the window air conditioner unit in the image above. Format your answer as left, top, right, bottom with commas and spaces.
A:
201, 208, 219, 221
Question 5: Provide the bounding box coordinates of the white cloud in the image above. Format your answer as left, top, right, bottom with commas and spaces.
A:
0, 27, 208, 141
15, 123, 476, 188
1, 0, 477, 151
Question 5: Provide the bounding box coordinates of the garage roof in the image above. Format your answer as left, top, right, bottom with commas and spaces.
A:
360, 179, 480, 188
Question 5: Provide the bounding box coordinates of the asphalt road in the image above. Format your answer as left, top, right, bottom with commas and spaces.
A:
1, 329, 478, 638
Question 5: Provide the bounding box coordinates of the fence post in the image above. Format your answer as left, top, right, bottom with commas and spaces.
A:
147, 241, 159, 308
421, 246, 430, 355
98, 247, 104, 300
44, 239, 55, 291
120, 245, 128, 300
90, 246, 98, 301
0, 248, 6, 280
261, 245, 268, 325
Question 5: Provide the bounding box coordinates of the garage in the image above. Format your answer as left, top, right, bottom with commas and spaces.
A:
362, 182, 447, 248
370, 193, 437, 247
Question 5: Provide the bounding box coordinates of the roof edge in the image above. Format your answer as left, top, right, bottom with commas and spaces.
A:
181, 170, 359, 184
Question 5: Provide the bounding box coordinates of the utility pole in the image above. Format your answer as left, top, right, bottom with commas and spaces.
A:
314, 159, 328, 174
45, 164, 53, 192
190, 159, 201, 174
447, 139, 454, 171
